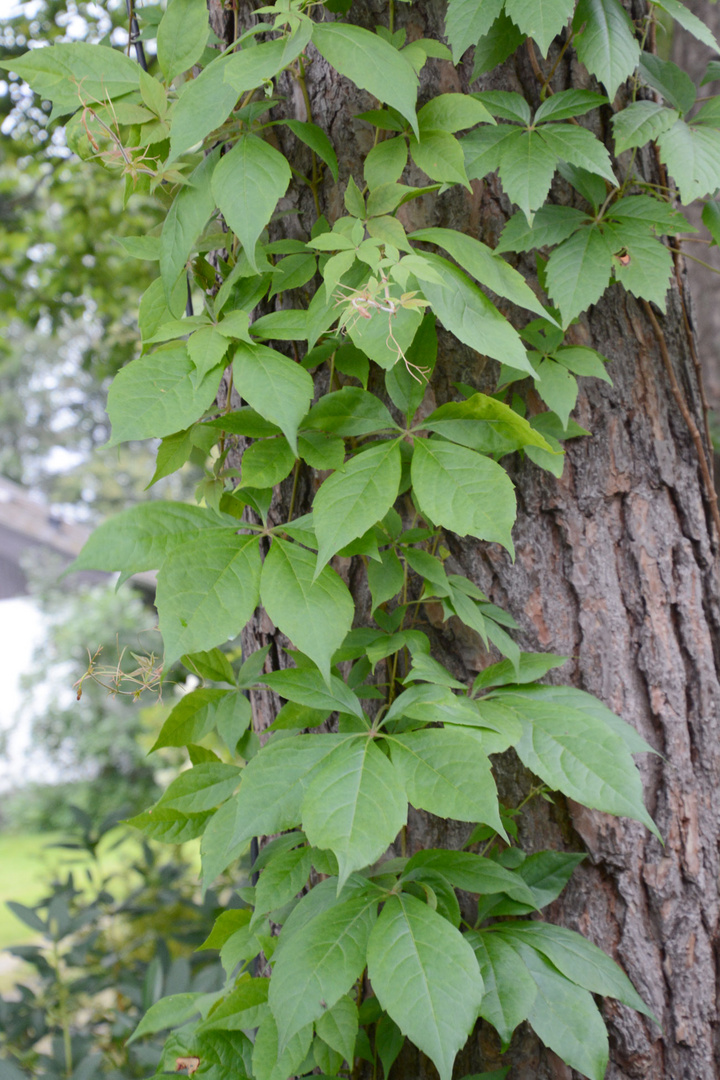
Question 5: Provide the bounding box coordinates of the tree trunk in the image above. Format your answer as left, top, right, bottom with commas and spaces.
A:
209, 1, 720, 1075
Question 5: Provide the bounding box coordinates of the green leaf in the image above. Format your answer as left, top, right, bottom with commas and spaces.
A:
314, 441, 402, 570
515, 850, 585, 905
517, 943, 609, 1080
4, 42, 140, 112
348, 302, 423, 372
152, 688, 249, 750
128, 805, 211, 843
498, 692, 660, 836
304, 387, 399, 437
472, 91, 531, 124
418, 94, 495, 133
611, 100, 679, 154
534, 89, 608, 123
445, 0, 503, 62
212, 135, 291, 273
411, 438, 516, 553
658, 120, 720, 204
285, 119, 339, 182
270, 893, 378, 1044
364, 138, 409, 189
107, 347, 222, 446
497, 128, 561, 223
466, 931, 537, 1047
367, 894, 484, 1080
187, 326, 231, 384
606, 221, 673, 309
414, 254, 531, 372
261, 667, 364, 720
497, 205, 589, 253
573, 0, 640, 99
254, 846, 312, 921
302, 738, 407, 887
536, 124, 616, 185
461, 124, 517, 181
156, 532, 262, 666
410, 228, 548, 319
471, 11, 526, 78
316, 995, 359, 1065
504, 0, 574, 56
128, 994, 204, 1043
313, 23, 419, 138
183, 647, 237, 684
703, 199, 720, 246
652, 0, 719, 51
233, 342, 314, 453
389, 728, 502, 831
240, 437, 296, 489
160, 149, 219, 297
157, 762, 241, 813
253, 1013, 313, 1080
545, 226, 613, 326
472, 652, 568, 690
423, 394, 554, 455
71, 502, 228, 576
261, 539, 354, 683
404, 850, 537, 904
156, 0, 209, 82
494, 922, 655, 1018
638, 54, 696, 114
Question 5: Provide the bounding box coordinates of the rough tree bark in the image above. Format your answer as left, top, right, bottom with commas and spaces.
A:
207, 1, 720, 1076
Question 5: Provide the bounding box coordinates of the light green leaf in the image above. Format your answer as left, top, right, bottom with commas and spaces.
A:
472, 652, 568, 690
466, 931, 537, 1047
261, 539, 354, 683
129, 994, 204, 1043
414, 253, 531, 371
316, 995, 359, 1065
107, 347, 222, 446
652, 0, 719, 51
389, 728, 502, 830
302, 737, 407, 887
128, 805, 211, 843
348, 302, 422, 371
658, 120, 720, 204
70, 502, 228, 576
156, 0, 209, 82
638, 54, 696, 114
253, 1013, 313, 1080
252, 309, 309, 341
187, 326, 230, 384
461, 124, 517, 181
285, 119, 339, 182
240, 437, 296, 489
606, 221, 673, 309
418, 93, 494, 133
156, 532, 261, 666
157, 762, 241, 813
404, 850, 537, 904
313, 23, 419, 137
534, 89, 608, 123
445, 0, 503, 62
496, 205, 589, 253
497, 128, 560, 222
270, 893, 378, 1044
233, 342, 313, 453
151, 688, 250, 750
212, 135, 291, 273
261, 667, 364, 721
505, 0, 574, 55
254, 846, 312, 921
611, 100, 679, 154
472, 90, 532, 124
364, 137, 409, 189
527, 355, 578, 428
314, 441, 402, 570
160, 148, 219, 297
500, 693, 660, 836
573, 0, 640, 100
4, 42, 140, 112
519, 943, 609, 1080
545, 225, 614, 326
536, 124, 616, 184
411, 438, 516, 553
422, 393, 554, 455
367, 894, 484, 1080
115, 235, 160, 260
410, 227, 547, 319
495, 923, 655, 1019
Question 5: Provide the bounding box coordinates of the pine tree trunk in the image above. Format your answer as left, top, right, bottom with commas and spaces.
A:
208, 0, 720, 1075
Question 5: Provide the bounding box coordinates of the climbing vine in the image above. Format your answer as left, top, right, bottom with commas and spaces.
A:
5, 0, 720, 1075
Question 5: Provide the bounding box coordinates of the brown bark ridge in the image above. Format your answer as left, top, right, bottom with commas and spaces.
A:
206, 0, 720, 1075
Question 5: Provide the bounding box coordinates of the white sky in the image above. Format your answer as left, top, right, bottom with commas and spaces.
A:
0, 597, 53, 790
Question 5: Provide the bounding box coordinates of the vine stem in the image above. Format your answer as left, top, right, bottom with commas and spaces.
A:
641, 299, 720, 545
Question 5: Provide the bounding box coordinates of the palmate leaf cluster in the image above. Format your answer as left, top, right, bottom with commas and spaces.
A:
3, 0, 716, 1074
